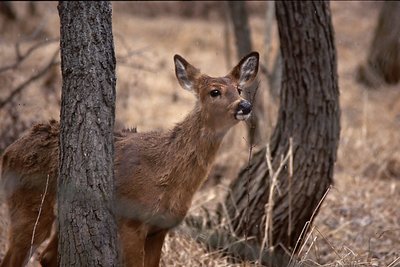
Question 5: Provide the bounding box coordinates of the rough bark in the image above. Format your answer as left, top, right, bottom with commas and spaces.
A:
227, 1, 265, 146
358, 1, 400, 88
217, 1, 340, 265
58, 1, 119, 266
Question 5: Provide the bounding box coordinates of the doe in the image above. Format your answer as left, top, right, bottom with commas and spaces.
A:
0, 51, 259, 267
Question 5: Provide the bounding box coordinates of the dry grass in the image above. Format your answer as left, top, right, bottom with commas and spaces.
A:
0, 1, 399, 266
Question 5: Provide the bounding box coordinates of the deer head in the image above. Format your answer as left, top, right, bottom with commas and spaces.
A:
174, 52, 259, 134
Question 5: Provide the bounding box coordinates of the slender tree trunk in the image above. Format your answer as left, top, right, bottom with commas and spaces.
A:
227, 1, 265, 146
220, 1, 340, 264
358, 1, 400, 88
227, 1, 252, 59
58, 1, 119, 266
0, 1, 16, 21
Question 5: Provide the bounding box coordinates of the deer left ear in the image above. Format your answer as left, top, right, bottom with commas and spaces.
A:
229, 52, 259, 87
174, 54, 201, 92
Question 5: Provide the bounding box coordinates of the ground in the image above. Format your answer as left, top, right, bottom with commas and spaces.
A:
0, 1, 399, 266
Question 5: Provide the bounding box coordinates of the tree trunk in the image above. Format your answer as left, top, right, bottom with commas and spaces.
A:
227, 1, 252, 59
227, 1, 265, 146
222, 1, 340, 264
358, 1, 400, 88
263, 1, 283, 100
0, 1, 16, 21
58, 2, 119, 266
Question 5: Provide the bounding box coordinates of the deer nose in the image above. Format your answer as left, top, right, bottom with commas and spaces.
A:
235, 99, 252, 121
238, 99, 252, 115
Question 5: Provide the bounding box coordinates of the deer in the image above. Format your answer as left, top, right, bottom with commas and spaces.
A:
0, 51, 259, 267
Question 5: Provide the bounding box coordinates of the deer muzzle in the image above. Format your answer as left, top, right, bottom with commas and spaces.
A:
235, 99, 252, 121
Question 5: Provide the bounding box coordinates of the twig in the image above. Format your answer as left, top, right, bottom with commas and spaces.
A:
376, 228, 400, 239
117, 61, 156, 72
289, 186, 332, 266
314, 227, 343, 261
388, 256, 400, 267
288, 137, 293, 244
113, 32, 151, 59
118, 45, 151, 60
220, 201, 236, 237
113, 31, 154, 72
302, 233, 318, 261
243, 137, 255, 245
259, 140, 292, 264
29, 174, 51, 260
0, 38, 58, 73
0, 49, 59, 110
243, 81, 260, 245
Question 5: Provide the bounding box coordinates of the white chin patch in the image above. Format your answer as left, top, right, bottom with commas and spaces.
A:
235, 112, 251, 121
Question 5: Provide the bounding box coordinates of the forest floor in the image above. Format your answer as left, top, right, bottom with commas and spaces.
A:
0, 1, 399, 266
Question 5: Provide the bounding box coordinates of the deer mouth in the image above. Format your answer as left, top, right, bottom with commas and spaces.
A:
235, 110, 251, 121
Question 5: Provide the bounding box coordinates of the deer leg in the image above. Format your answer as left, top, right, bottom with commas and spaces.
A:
38, 231, 58, 267
144, 229, 168, 267
120, 220, 147, 267
1, 190, 54, 267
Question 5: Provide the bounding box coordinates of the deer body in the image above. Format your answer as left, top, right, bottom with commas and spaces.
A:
0, 52, 259, 267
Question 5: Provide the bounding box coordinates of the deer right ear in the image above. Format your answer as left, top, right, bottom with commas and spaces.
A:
174, 55, 200, 92
229, 51, 259, 88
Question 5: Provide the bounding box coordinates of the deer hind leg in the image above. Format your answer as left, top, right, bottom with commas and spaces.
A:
144, 229, 168, 267
38, 229, 58, 267
0, 189, 55, 267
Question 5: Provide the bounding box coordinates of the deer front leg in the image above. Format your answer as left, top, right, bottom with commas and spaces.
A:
120, 220, 147, 267
144, 229, 168, 267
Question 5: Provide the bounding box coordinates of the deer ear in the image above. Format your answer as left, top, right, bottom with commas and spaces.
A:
229, 52, 259, 87
174, 55, 200, 92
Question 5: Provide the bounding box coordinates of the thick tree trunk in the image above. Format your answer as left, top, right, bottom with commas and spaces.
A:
227, 1, 265, 146
221, 1, 340, 264
58, 2, 119, 266
358, 1, 400, 88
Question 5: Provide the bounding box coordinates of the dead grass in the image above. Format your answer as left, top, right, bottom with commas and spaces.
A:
0, 1, 399, 266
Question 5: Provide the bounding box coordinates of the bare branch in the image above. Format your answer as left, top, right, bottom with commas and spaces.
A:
0, 49, 59, 110
117, 61, 156, 73
114, 31, 152, 60
0, 37, 58, 73
113, 33, 155, 72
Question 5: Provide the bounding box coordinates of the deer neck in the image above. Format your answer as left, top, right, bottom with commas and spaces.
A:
162, 104, 226, 190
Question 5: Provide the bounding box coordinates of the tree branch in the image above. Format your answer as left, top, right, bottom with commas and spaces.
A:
0, 49, 59, 110
0, 37, 58, 73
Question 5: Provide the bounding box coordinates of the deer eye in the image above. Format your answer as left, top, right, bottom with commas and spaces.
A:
210, 89, 221, 97
238, 88, 243, 95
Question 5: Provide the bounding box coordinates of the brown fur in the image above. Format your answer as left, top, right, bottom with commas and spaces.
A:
0, 52, 259, 267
